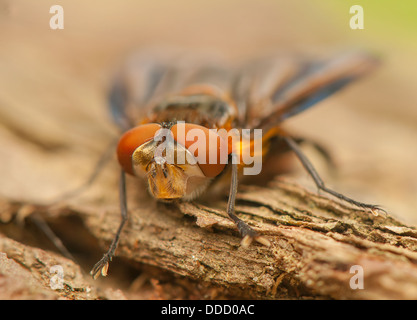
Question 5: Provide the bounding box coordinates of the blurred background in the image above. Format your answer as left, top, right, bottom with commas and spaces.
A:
0, 0, 416, 225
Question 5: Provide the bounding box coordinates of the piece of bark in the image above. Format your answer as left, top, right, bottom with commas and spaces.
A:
3, 177, 417, 299
1, 0, 416, 301
0, 234, 129, 300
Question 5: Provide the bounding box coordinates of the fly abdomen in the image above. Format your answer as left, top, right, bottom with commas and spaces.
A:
148, 85, 237, 129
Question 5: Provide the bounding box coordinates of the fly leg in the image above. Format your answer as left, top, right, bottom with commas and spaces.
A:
293, 137, 335, 170
15, 139, 118, 265
283, 136, 385, 215
90, 170, 128, 279
227, 154, 271, 247
29, 213, 76, 261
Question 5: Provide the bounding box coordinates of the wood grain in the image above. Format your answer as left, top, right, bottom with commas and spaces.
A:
1, 0, 417, 300
2, 177, 417, 299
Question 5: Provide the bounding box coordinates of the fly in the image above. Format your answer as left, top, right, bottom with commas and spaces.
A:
90, 49, 383, 278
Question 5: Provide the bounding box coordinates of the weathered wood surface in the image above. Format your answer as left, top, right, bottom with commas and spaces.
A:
1, 1, 417, 300
69, 178, 417, 299
2, 178, 417, 299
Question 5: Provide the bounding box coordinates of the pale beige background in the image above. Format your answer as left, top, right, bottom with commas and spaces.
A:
0, 1, 416, 225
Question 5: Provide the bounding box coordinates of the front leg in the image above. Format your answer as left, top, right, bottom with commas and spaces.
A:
226, 153, 271, 247
90, 170, 129, 279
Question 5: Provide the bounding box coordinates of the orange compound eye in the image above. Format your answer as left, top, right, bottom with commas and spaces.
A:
171, 123, 232, 178
117, 123, 162, 175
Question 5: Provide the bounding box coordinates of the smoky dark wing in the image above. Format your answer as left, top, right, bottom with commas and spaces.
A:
108, 49, 236, 130
230, 55, 302, 127
109, 49, 378, 131
108, 50, 175, 131
232, 51, 379, 130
